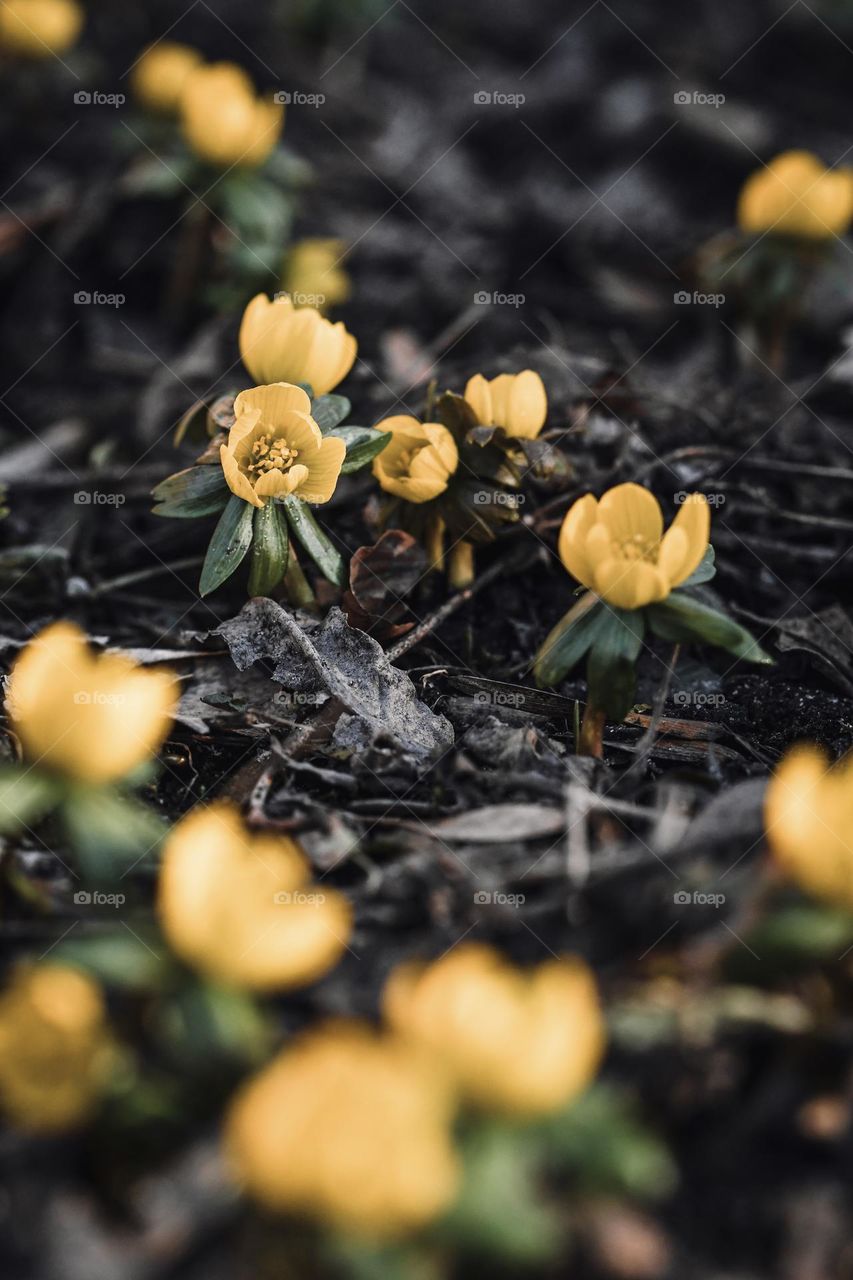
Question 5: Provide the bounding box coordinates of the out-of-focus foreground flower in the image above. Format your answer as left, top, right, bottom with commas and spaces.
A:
464, 369, 547, 439
738, 150, 853, 240
131, 41, 203, 114
181, 63, 283, 169
559, 483, 710, 611
240, 293, 357, 394
219, 383, 345, 508
0, 0, 82, 57
226, 1022, 459, 1238
384, 943, 605, 1117
6, 621, 178, 785
158, 802, 351, 991
0, 965, 116, 1131
283, 238, 351, 312
765, 745, 853, 909
372, 415, 459, 503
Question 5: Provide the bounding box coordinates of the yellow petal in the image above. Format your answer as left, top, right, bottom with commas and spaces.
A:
506, 370, 547, 439
558, 494, 598, 587
463, 374, 491, 425
235, 382, 311, 420
597, 483, 663, 545
662, 493, 710, 586
220, 444, 262, 507
592, 557, 668, 609
297, 436, 346, 504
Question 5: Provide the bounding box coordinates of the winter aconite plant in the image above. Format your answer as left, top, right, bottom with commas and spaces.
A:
153, 294, 389, 603
534, 483, 771, 755
764, 746, 853, 911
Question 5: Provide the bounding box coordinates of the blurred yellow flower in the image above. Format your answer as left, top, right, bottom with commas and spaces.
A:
226, 1021, 459, 1237
372, 416, 458, 503
0, 0, 82, 57
464, 369, 547, 440
765, 745, 853, 909
240, 293, 357, 395
384, 943, 605, 1118
219, 382, 345, 508
6, 622, 178, 786
158, 803, 351, 991
0, 965, 115, 1131
738, 151, 853, 240
131, 41, 203, 115
181, 63, 283, 169
559, 483, 710, 611
283, 238, 351, 312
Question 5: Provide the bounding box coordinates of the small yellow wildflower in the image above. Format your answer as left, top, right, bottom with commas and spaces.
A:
464, 369, 547, 439
384, 943, 605, 1118
558, 482, 710, 610
6, 622, 178, 786
131, 41, 203, 115
218, 382, 345, 509
283, 238, 351, 312
738, 151, 853, 240
239, 293, 357, 395
226, 1021, 459, 1238
158, 803, 351, 991
372, 415, 458, 503
765, 745, 853, 910
180, 63, 283, 169
0, 965, 115, 1131
0, 0, 82, 57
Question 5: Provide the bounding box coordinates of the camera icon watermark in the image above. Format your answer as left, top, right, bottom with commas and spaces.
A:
472, 688, 526, 708
672, 690, 725, 708
474, 90, 525, 107
274, 90, 325, 107
674, 290, 725, 308
473, 490, 524, 507
274, 890, 326, 905
74, 690, 126, 706
73, 90, 126, 108
473, 290, 525, 307
274, 690, 325, 707
673, 90, 725, 109
73, 890, 126, 907
473, 890, 526, 906
73, 491, 126, 506
673, 890, 725, 907
674, 490, 725, 507
74, 291, 125, 307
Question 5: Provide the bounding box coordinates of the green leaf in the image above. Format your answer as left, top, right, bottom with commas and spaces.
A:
152, 465, 230, 518
681, 544, 717, 587
647, 592, 772, 663
283, 495, 346, 586
248, 501, 289, 596
434, 390, 479, 437
199, 495, 255, 595
0, 767, 62, 836
55, 928, 173, 991
311, 394, 351, 432
534, 592, 607, 687
333, 426, 392, 473
746, 901, 853, 964
155, 979, 271, 1067
61, 787, 167, 884
586, 607, 645, 720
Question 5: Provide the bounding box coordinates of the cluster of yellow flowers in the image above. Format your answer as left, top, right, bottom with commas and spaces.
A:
0, 0, 82, 58
738, 151, 853, 241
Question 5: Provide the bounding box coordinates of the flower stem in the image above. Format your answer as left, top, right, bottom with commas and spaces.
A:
578, 702, 606, 758
448, 540, 475, 589
282, 545, 316, 609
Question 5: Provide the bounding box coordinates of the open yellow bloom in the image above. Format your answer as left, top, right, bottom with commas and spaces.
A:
283, 238, 351, 312
559, 483, 710, 611
131, 41, 203, 115
384, 944, 605, 1118
158, 803, 351, 991
765, 746, 853, 910
738, 151, 853, 240
0, 0, 82, 57
6, 622, 178, 785
372, 416, 458, 503
226, 1022, 459, 1238
0, 965, 115, 1131
181, 63, 283, 169
240, 293, 357, 395
219, 382, 345, 509
464, 369, 547, 440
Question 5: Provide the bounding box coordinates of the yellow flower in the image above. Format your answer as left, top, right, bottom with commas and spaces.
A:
372, 416, 458, 503
283, 238, 351, 312
0, 965, 115, 1131
765, 745, 853, 910
158, 803, 351, 991
219, 382, 345, 509
384, 943, 605, 1118
0, 0, 82, 57
738, 151, 853, 240
464, 369, 547, 440
6, 622, 178, 785
180, 63, 283, 169
240, 293, 357, 395
131, 41, 203, 115
226, 1021, 459, 1238
558, 483, 710, 611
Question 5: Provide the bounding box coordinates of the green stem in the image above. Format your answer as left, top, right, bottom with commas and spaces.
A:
578, 703, 606, 759
282, 544, 316, 608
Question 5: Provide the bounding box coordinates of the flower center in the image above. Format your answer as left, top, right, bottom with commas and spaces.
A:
245, 434, 299, 477
615, 533, 658, 563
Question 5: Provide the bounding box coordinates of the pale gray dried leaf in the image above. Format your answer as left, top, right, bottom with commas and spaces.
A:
216, 600, 453, 760
426, 803, 564, 843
